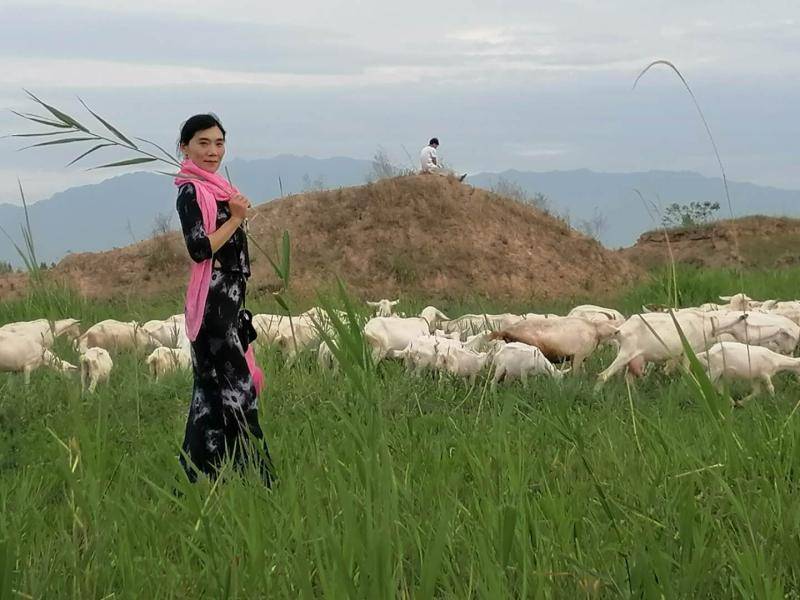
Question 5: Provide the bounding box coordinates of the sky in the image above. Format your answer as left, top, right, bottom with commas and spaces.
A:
1, 0, 798, 204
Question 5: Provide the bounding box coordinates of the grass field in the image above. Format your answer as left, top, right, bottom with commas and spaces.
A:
2, 266, 800, 598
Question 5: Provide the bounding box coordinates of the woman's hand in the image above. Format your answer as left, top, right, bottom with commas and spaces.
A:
228, 193, 251, 221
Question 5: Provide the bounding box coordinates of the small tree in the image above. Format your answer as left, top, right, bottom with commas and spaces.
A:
661, 201, 720, 228
145, 212, 181, 271
0, 260, 13, 274
370, 146, 398, 181
491, 177, 548, 211
152, 212, 173, 237
301, 173, 326, 193
367, 147, 414, 182
577, 207, 607, 241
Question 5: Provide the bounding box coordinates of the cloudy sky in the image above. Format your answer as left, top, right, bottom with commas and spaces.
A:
1, 0, 798, 204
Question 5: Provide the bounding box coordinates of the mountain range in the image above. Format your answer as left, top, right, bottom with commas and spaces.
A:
2, 154, 799, 266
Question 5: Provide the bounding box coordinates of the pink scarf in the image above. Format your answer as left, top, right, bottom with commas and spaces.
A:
174, 158, 264, 395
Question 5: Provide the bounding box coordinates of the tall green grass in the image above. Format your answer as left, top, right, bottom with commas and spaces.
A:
620, 264, 800, 314
3, 272, 800, 597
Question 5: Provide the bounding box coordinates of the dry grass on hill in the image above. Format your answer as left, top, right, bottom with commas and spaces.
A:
620, 215, 800, 271
0, 175, 640, 304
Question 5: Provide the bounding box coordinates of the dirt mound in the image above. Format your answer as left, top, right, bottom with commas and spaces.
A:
0, 175, 639, 303
0, 234, 189, 301
620, 215, 800, 270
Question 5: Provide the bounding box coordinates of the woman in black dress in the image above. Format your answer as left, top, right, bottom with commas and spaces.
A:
175, 114, 273, 485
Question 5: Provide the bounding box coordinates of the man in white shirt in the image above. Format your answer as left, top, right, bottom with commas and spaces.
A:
420, 138, 467, 181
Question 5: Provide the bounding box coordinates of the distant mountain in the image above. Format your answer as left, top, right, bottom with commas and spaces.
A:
2, 155, 799, 266
0, 155, 373, 266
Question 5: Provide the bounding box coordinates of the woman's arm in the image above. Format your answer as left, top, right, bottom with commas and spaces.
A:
176, 184, 250, 262
208, 193, 250, 252
206, 216, 243, 254
176, 183, 212, 263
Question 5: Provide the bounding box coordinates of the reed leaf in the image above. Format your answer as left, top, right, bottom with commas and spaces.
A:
89, 157, 158, 170
10, 109, 73, 129
3, 131, 77, 139
666, 309, 727, 422
273, 293, 291, 314
24, 89, 88, 132
0, 224, 34, 273
314, 280, 374, 399
65, 143, 116, 167
633, 188, 679, 307
18, 179, 37, 268
280, 230, 291, 288
0, 181, 40, 278
134, 136, 182, 166
10, 94, 181, 172
77, 96, 138, 148
78, 96, 139, 150
20, 136, 99, 150
246, 234, 284, 283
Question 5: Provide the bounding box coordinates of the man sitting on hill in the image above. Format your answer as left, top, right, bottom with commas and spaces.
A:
420, 138, 467, 182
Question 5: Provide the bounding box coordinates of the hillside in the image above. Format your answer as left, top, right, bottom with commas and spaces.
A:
0, 175, 640, 303
0, 155, 373, 267
619, 215, 800, 270
5, 159, 800, 268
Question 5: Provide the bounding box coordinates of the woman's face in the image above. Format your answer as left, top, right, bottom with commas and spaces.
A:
181, 125, 226, 173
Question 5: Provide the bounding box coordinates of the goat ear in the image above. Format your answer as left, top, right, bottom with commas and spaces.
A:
391, 299, 400, 305
366, 301, 377, 307
719, 295, 732, 301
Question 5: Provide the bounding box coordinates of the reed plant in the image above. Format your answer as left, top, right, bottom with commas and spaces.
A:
0, 181, 40, 282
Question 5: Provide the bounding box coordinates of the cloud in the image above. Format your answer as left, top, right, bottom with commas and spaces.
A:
0, 5, 657, 93
1, 0, 800, 201
505, 143, 570, 158
446, 27, 522, 45
0, 58, 427, 89
3, 2, 798, 98
0, 5, 385, 76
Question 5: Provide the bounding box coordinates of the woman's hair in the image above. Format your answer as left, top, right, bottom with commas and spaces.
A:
178, 113, 226, 148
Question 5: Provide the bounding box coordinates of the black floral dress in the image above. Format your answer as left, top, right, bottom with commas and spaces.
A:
176, 182, 273, 485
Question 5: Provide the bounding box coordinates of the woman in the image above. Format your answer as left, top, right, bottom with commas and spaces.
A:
175, 113, 273, 485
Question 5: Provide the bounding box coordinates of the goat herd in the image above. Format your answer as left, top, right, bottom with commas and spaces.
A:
2, 293, 800, 405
